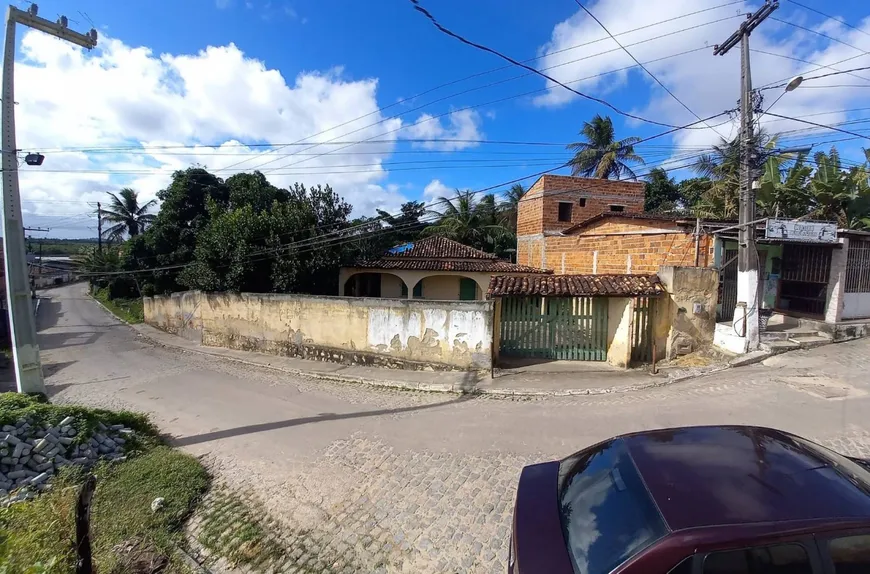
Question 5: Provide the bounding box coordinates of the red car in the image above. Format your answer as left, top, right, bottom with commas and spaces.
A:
510, 425, 870, 574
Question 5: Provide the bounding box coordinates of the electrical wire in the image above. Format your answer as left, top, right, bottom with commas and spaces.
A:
216, 0, 745, 173
571, 0, 729, 139
757, 51, 870, 91
409, 0, 689, 129
770, 16, 870, 56
750, 49, 870, 85
764, 112, 870, 141
257, 46, 722, 176
783, 0, 870, 39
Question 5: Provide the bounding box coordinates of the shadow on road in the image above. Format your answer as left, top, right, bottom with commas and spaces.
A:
172, 392, 476, 447
36, 297, 63, 331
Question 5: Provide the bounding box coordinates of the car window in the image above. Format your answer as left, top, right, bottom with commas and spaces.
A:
703, 543, 812, 574
558, 438, 668, 574
668, 556, 694, 574
829, 534, 870, 573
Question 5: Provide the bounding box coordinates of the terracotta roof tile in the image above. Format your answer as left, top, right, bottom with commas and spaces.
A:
487, 274, 665, 297
355, 259, 552, 274
384, 236, 497, 259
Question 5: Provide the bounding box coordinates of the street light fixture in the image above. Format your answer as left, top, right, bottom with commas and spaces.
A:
23, 152, 44, 166
785, 75, 804, 92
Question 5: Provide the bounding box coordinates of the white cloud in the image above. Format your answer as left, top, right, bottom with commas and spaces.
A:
402, 109, 484, 151
423, 179, 452, 201
534, 0, 870, 158
12, 30, 407, 236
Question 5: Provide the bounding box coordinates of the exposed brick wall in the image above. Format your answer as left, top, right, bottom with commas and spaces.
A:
516, 175, 645, 237
539, 217, 713, 275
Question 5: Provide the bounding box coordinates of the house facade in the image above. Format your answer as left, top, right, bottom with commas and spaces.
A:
339, 236, 550, 301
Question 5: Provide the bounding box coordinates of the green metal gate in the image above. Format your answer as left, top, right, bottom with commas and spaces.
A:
630, 297, 654, 364
499, 296, 608, 361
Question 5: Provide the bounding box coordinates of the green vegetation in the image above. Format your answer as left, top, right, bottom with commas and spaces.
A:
0, 394, 209, 574
25, 238, 96, 257
0, 393, 156, 446
198, 489, 286, 569
91, 286, 144, 324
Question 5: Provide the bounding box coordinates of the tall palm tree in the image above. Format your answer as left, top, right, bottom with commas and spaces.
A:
422, 189, 511, 253
566, 114, 645, 179
500, 183, 526, 232
100, 188, 157, 242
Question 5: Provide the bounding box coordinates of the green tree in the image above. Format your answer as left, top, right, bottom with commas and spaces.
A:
566, 114, 644, 179
423, 189, 514, 255
500, 183, 526, 232
643, 168, 681, 213
100, 188, 157, 242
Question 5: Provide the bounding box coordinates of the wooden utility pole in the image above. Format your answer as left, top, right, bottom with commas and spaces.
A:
713, 0, 778, 352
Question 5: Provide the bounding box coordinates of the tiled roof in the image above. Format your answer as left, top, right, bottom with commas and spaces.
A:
561, 212, 691, 235
487, 274, 665, 297
355, 259, 552, 274
384, 236, 497, 260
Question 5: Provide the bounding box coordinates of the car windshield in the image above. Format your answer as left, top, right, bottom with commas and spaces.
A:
558, 438, 668, 574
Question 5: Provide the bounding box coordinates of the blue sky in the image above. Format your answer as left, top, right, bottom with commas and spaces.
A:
12, 0, 870, 237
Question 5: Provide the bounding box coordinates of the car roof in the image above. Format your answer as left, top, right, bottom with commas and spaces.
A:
622, 425, 870, 532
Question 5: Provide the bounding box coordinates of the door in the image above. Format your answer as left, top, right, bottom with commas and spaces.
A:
718, 249, 738, 322
499, 296, 608, 361
459, 277, 477, 300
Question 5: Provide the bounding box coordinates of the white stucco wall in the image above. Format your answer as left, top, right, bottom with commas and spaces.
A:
843, 293, 870, 320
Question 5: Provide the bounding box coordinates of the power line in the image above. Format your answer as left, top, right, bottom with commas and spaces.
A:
770, 16, 870, 55
784, 0, 870, 39
764, 112, 870, 141
111, 114, 730, 270
216, 1, 745, 173
750, 49, 870, 85
571, 0, 729, 139
409, 0, 687, 129
257, 46, 722, 176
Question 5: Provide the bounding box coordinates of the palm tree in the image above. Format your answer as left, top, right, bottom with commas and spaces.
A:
500, 183, 526, 232
422, 189, 512, 254
100, 188, 157, 242
566, 114, 645, 179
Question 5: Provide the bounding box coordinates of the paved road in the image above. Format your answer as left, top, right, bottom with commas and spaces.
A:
37, 283, 870, 573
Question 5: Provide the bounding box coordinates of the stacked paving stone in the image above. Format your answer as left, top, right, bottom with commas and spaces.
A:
0, 417, 133, 505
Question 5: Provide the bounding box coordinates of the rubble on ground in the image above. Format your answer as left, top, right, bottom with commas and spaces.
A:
0, 417, 134, 506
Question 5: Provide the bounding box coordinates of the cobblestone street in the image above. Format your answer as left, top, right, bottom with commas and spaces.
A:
38, 284, 870, 573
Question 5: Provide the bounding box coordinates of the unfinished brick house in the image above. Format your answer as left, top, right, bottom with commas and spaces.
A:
516, 175, 713, 274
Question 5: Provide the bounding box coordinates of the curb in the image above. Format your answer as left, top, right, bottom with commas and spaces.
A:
133, 327, 717, 397
88, 291, 133, 326
132, 328, 468, 394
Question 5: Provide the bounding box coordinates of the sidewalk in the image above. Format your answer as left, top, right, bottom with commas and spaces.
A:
132, 323, 697, 396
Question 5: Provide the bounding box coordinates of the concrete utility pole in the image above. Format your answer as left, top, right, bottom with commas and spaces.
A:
96, 202, 102, 253
713, 0, 778, 353
2, 4, 97, 393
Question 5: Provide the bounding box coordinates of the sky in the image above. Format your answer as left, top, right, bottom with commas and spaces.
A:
7, 0, 870, 238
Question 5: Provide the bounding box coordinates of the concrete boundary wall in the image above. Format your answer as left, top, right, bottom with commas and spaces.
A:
144, 291, 493, 371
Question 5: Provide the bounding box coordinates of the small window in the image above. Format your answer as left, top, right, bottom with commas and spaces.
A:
558, 201, 573, 222
609, 205, 625, 213
578, 198, 587, 207
703, 543, 812, 574
829, 534, 870, 573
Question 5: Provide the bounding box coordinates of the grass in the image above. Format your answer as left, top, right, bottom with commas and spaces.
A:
91, 287, 144, 324
0, 393, 158, 451
0, 394, 210, 574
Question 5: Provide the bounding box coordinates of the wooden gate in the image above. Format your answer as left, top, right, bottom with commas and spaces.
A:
630, 297, 654, 364
499, 296, 608, 361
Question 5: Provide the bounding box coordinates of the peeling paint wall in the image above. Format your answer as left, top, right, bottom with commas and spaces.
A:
656, 265, 719, 359
144, 291, 493, 370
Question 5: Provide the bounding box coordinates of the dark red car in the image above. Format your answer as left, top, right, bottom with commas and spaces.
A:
510, 425, 870, 574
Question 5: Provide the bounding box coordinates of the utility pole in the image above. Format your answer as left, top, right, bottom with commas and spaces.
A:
96, 202, 102, 253
2, 5, 97, 393
713, 0, 778, 353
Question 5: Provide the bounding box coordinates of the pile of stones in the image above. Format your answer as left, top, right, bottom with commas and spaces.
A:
0, 417, 134, 505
